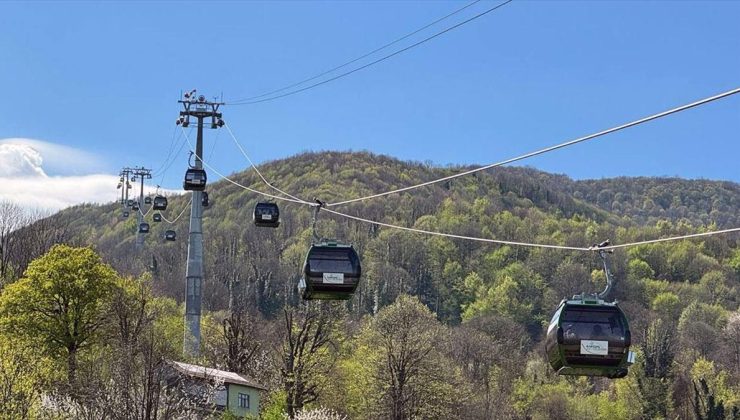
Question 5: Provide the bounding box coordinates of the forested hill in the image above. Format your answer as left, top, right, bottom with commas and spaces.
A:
7, 151, 740, 418
42, 150, 739, 317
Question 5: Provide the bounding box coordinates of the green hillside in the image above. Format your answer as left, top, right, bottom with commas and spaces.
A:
46, 151, 739, 314
6, 151, 739, 418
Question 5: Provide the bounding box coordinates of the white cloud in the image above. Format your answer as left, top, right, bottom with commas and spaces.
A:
0, 139, 181, 212
0, 143, 48, 177
0, 138, 108, 175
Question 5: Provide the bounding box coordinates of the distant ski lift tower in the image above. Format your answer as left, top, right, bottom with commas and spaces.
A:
118, 167, 134, 205
131, 167, 152, 250
177, 90, 224, 357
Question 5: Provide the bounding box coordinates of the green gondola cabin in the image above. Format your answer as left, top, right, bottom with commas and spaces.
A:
545, 295, 634, 378
299, 241, 361, 300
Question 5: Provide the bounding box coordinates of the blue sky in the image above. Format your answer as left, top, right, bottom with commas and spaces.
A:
0, 0, 738, 206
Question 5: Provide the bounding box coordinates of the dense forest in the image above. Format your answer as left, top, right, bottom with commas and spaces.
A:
1, 151, 739, 419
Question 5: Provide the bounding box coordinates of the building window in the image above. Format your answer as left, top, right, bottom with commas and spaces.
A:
238, 392, 249, 409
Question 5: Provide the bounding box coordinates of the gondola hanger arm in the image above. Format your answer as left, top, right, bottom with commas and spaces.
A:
312, 199, 325, 242
591, 240, 615, 300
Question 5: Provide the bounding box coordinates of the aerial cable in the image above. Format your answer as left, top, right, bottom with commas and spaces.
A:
152, 126, 181, 176
228, 0, 514, 105
183, 144, 740, 251
208, 128, 221, 161
323, 207, 740, 251
322, 207, 589, 250
232, 0, 484, 103
153, 103, 192, 177
154, 129, 190, 185
326, 87, 740, 207
139, 205, 152, 218
224, 123, 311, 203
161, 198, 192, 224
592, 227, 740, 251
180, 127, 310, 204
153, 128, 188, 176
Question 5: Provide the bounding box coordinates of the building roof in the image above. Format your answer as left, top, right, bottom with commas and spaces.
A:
169, 361, 267, 390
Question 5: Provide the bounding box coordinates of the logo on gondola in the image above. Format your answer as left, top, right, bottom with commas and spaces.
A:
580, 340, 608, 355
323, 273, 344, 284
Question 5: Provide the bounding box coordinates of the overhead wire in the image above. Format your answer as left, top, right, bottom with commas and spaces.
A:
326, 87, 740, 207
152, 125, 181, 176
220, 126, 590, 250
228, 0, 514, 105
223, 123, 311, 203
596, 227, 740, 251
180, 127, 310, 204
154, 128, 190, 185
138, 205, 152, 218
232, 0, 483, 103
323, 207, 590, 250
323, 207, 740, 251
153, 103, 192, 178
161, 198, 193, 224
189, 131, 740, 251
215, 106, 740, 252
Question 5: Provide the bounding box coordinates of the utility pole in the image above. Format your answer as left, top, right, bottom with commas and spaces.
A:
117, 167, 133, 205
131, 166, 152, 250
177, 90, 224, 357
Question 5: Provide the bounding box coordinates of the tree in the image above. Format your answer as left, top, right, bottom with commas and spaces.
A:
634, 318, 676, 419
221, 310, 261, 376
462, 262, 547, 329
651, 292, 682, 321
693, 378, 727, 420
726, 312, 740, 377
370, 295, 463, 420
0, 337, 51, 418
0, 244, 118, 390
0, 201, 27, 285
280, 302, 343, 418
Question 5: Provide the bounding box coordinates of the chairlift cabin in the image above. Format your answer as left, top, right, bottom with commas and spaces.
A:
139, 223, 150, 234
201, 191, 209, 207
164, 230, 176, 241
545, 295, 633, 378
153, 213, 162, 222
253, 202, 280, 228
144, 197, 152, 205
299, 242, 361, 300
183, 169, 206, 191
132, 202, 140, 211
153, 195, 168, 211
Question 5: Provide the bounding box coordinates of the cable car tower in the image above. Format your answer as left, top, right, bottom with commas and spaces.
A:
117, 167, 134, 207
176, 90, 224, 357
130, 166, 152, 250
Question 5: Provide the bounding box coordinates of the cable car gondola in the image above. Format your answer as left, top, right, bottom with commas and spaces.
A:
126, 199, 134, 207
139, 223, 150, 234
183, 169, 206, 191
132, 202, 140, 211
544, 241, 635, 378
201, 191, 209, 208
153, 195, 168, 211
299, 241, 361, 300
153, 213, 162, 222
253, 202, 280, 228
144, 196, 152, 205
122, 211, 129, 218
164, 230, 176, 241
545, 296, 633, 378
